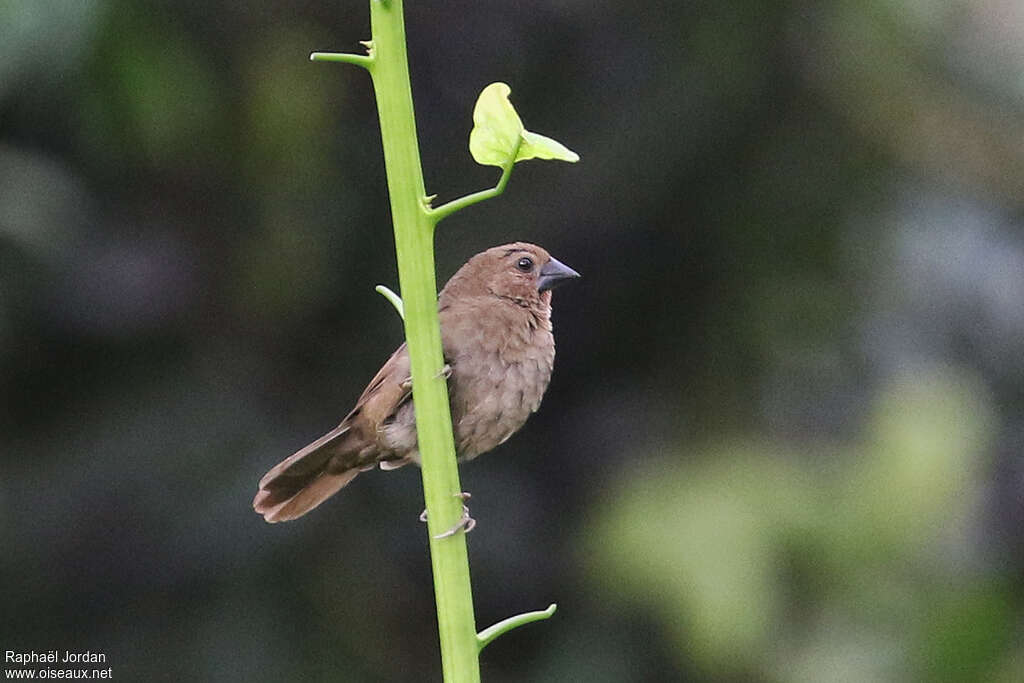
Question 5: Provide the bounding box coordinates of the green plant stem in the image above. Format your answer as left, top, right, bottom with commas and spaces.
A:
310, 51, 374, 69
318, 3, 561, 678
374, 284, 405, 320
428, 142, 518, 223
476, 603, 557, 651
365, 1, 480, 681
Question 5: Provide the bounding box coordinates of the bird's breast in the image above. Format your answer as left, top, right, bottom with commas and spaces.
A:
449, 326, 554, 461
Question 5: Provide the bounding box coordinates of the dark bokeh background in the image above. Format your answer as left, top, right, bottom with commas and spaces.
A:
3, 1, 1024, 681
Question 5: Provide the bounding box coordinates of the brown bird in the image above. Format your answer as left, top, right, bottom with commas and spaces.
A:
253, 242, 579, 523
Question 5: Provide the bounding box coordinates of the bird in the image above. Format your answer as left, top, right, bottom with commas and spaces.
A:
253, 242, 579, 523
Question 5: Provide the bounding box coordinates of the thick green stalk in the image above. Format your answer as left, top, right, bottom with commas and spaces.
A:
365, 1, 480, 681
314, 2, 562, 677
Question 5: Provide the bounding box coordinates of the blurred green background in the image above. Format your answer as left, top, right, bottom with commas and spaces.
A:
2, 0, 1023, 681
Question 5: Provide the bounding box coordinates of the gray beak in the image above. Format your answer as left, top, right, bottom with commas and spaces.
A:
537, 256, 581, 292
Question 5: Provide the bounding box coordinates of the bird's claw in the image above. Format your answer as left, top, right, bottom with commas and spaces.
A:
419, 492, 475, 538
434, 506, 476, 539
400, 364, 449, 392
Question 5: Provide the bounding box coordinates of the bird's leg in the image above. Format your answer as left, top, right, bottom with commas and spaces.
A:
419, 492, 476, 538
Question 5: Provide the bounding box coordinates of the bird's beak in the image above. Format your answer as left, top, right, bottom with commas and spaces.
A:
538, 256, 581, 292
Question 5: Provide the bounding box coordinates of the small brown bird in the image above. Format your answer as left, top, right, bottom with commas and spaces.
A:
253, 242, 579, 523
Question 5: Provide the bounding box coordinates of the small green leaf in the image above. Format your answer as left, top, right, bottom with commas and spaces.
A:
469, 83, 523, 166
519, 129, 580, 163
469, 82, 579, 167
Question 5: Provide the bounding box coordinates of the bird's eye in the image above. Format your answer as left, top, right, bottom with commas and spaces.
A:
516, 256, 534, 272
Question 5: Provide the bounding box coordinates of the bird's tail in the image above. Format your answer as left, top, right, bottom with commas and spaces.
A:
253, 425, 364, 523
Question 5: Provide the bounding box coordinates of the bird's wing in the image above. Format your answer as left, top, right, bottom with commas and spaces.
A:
346, 342, 414, 428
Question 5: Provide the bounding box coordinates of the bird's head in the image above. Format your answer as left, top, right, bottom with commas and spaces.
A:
442, 242, 580, 308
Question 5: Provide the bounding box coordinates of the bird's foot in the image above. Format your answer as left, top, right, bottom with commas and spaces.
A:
400, 365, 450, 392
419, 492, 475, 538
435, 504, 476, 539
